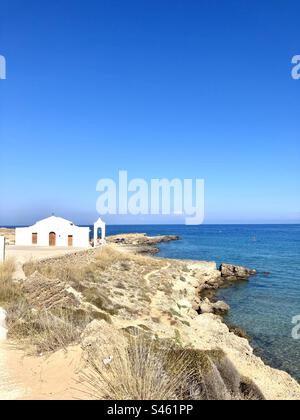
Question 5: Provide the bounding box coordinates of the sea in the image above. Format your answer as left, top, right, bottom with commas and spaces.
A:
106, 224, 300, 382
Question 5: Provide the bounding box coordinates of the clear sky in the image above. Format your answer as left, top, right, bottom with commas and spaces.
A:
0, 0, 299, 225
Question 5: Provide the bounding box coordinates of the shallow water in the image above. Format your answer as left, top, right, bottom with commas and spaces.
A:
107, 224, 300, 382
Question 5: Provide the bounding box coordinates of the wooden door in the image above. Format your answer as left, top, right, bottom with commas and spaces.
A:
32, 233, 38, 245
49, 232, 56, 246
68, 235, 73, 247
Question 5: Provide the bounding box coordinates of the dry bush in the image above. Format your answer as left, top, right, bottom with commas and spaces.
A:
0, 259, 22, 306
82, 336, 198, 400
6, 302, 89, 354
3, 258, 90, 354
239, 378, 265, 400
0, 258, 15, 278
81, 334, 264, 400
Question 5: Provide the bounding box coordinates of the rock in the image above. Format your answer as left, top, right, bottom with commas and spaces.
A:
107, 233, 180, 246
106, 234, 180, 255
81, 320, 121, 350
133, 245, 160, 255
212, 300, 230, 315
200, 298, 214, 314
228, 325, 251, 341
199, 299, 230, 315
177, 298, 192, 309
220, 263, 257, 279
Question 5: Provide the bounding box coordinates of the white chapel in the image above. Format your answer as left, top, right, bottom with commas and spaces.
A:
15, 216, 106, 248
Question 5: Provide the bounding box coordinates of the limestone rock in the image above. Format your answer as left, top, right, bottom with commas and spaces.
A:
220, 263, 257, 279
200, 298, 214, 314
107, 233, 179, 246
199, 299, 230, 315
81, 320, 121, 350
213, 300, 230, 315
177, 298, 192, 309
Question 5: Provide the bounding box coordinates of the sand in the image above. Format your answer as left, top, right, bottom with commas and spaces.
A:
0, 342, 85, 400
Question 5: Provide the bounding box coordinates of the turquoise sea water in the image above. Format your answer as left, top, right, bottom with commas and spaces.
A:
106, 224, 300, 382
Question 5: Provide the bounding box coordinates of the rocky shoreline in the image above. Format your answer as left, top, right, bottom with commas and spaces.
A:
1, 233, 300, 400
107, 232, 180, 254
111, 234, 300, 399
112, 234, 257, 316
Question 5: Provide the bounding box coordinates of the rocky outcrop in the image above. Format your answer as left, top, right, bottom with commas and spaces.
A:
107, 233, 180, 245
107, 233, 180, 254
199, 298, 230, 315
220, 263, 257, 279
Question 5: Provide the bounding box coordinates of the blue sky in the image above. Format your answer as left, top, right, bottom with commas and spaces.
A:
0, 0, 299, 225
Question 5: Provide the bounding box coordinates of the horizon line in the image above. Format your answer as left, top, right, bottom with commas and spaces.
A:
3, 222, 300, 228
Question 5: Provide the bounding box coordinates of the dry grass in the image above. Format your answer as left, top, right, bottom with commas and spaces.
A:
82, 336, 199, 400
22, 246, 161, 321
81, 334, 262, 401
23, 247, 140, 284
24, 258, 84, 283
23, 246, 164, 292
0, 259, 22, 306
0, 258, 89, 353
7, 304, 89, 354
94, 246, 129, 270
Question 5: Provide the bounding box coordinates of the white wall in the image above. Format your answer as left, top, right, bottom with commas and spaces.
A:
15, 217, 90, 248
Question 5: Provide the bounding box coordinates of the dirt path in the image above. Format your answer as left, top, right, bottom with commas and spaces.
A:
143, 263, 172, 321
144, 262, 171, 283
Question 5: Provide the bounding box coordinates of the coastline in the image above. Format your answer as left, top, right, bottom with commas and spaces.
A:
1, 231, 300, 399
115, 233, 300, 397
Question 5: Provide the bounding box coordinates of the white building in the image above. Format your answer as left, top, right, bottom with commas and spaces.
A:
93, 217, 106, 247
15, 216, 91, 248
